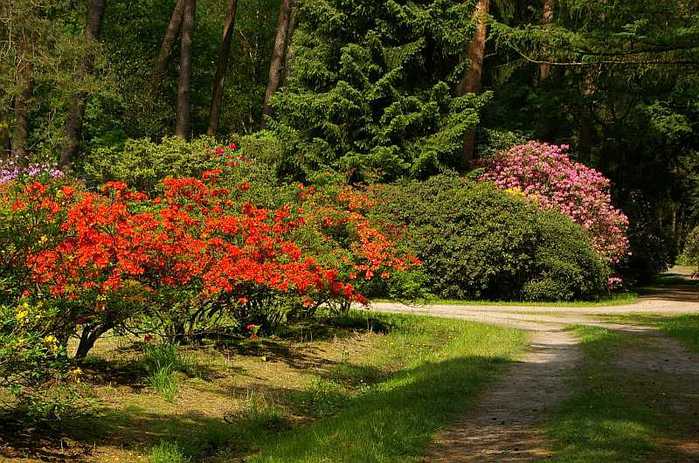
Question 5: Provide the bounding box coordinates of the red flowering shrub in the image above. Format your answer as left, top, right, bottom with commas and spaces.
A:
480, 142, 629, 264
1, 148, 416, 358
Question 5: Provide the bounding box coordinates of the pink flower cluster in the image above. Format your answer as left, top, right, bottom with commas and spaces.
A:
0, 159, 63, 184
480, 142, 629, 263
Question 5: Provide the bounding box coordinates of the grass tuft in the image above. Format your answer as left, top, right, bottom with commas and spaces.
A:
149, 440, 190, 463
142, 343, 198, 402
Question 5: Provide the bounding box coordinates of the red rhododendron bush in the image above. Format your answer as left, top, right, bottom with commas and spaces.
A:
0, 147, 416, 360
480, 142, 629, 264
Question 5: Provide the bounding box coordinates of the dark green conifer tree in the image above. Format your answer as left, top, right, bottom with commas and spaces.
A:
268, 0, 491, 181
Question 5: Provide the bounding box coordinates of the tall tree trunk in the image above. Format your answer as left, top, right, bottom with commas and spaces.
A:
459, 0, 490, 165
153, 0, 185, 92
60, 0, 106, 168
539, 0, 554, 81
0, 116, 10, 160
207, 0, 238, 136
280, 4, 299, 88
261, 0, 294, 125
577, 69, 597, 163
13, 62, 33, 161
175, 0, 196, 138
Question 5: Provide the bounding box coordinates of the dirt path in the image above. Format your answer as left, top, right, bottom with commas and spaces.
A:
424, 329, 579, 462
371, 295, 699, 462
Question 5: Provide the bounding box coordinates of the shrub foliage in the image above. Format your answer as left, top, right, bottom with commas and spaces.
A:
371, 175, 610, 301
480, 142, 629, 264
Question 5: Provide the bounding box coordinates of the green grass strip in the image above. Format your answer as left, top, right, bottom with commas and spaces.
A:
250, 313, 527, 463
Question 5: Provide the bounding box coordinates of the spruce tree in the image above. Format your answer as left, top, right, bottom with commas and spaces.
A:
269, 0, 491, 182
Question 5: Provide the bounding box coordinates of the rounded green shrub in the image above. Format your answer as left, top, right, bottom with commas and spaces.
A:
681, 225, 699, 271
370, 175, 610, 301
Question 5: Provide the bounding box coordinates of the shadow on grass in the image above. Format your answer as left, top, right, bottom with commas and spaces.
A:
546, 326, 699, 463
0, 354, 513, 463
249, 355, 514, 462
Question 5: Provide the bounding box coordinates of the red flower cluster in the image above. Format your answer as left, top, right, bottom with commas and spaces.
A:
8, 167, 415, 312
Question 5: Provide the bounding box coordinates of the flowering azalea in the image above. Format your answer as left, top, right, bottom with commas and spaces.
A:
480, 142, 629, 263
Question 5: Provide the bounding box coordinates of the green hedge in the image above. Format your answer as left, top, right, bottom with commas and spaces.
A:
371, 175, 610, 301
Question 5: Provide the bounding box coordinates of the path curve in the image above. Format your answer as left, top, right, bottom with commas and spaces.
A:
370, 296, 699, 462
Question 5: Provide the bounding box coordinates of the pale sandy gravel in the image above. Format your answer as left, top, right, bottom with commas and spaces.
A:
368, 296, 698, 462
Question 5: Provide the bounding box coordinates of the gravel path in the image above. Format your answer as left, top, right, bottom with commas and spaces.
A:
371, 294, 699, 462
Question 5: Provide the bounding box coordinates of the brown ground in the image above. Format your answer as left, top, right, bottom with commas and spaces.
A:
0, 326, 382, 463
374, 271, 699, 462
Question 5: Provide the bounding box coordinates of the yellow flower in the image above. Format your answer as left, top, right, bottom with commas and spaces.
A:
69, 368, 83, 383
39, 235, 48, 245
505, 187, 525, 198
43, 335, 58, 345
16, 309, 29, 321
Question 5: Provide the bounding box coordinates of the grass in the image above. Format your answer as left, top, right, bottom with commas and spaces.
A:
142, 342, 199, 402
373, 292, 639, 308
654, 314, 699, 352
545, 325, 698, 462
150, 441, 190, 463
248, 314, 526, 462
545, 327, 656, 462
603, 313, 699, 353
0, 312, 527, 462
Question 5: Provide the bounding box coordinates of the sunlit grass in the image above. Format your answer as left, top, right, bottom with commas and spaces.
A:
248, 313, 527, 462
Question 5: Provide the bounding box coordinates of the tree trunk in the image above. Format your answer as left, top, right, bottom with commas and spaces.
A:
261, 0, 294, 125
13, 62, 33, 161
59, 0, 106, 168
175, 0, 196, 138
539, 0, 554, 81
207, 0, 238, 136
280, 3, 299, 88
74, 322, 112, 362
153, 0, 185, 92
578, 69, 597, 163
0, 117, 10, 160
459, 0, 490, 165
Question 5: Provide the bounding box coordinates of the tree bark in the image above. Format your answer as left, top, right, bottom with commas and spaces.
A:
13, 62, 33, 161
153, 0, 185, 92
280, 3, 299, 88
539, 0, 554, 81
261, 0, 294, 125
207, 0, 238, 136
0, 117, 10, 160
59, 0, 106, 168
459, 0, 490, 165
74, 322, 112, 362
175, 0, 196, 138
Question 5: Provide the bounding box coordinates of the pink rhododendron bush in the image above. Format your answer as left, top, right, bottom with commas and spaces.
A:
480, 142, 629, 264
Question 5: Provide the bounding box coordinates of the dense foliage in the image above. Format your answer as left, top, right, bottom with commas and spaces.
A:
268, 0, 489, 181
681, 226, 699, 275
480, 142, 629, 263
371, 175, 610, 301
1, 147, 416, 367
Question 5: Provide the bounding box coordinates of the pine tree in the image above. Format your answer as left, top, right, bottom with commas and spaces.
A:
269, 0, 490, 182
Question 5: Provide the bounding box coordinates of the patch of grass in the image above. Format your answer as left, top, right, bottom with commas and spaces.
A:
142, 343, 203, 402
1, 313, 526, 462
546, 325, 698, 462
150, 440, 190, 463
546, 327, 656, 462
147, 367, 178, 402
654, 315, 699, 353
605, 314, 699, 353
248, 313, 527, 463
373, 292, 639, 308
